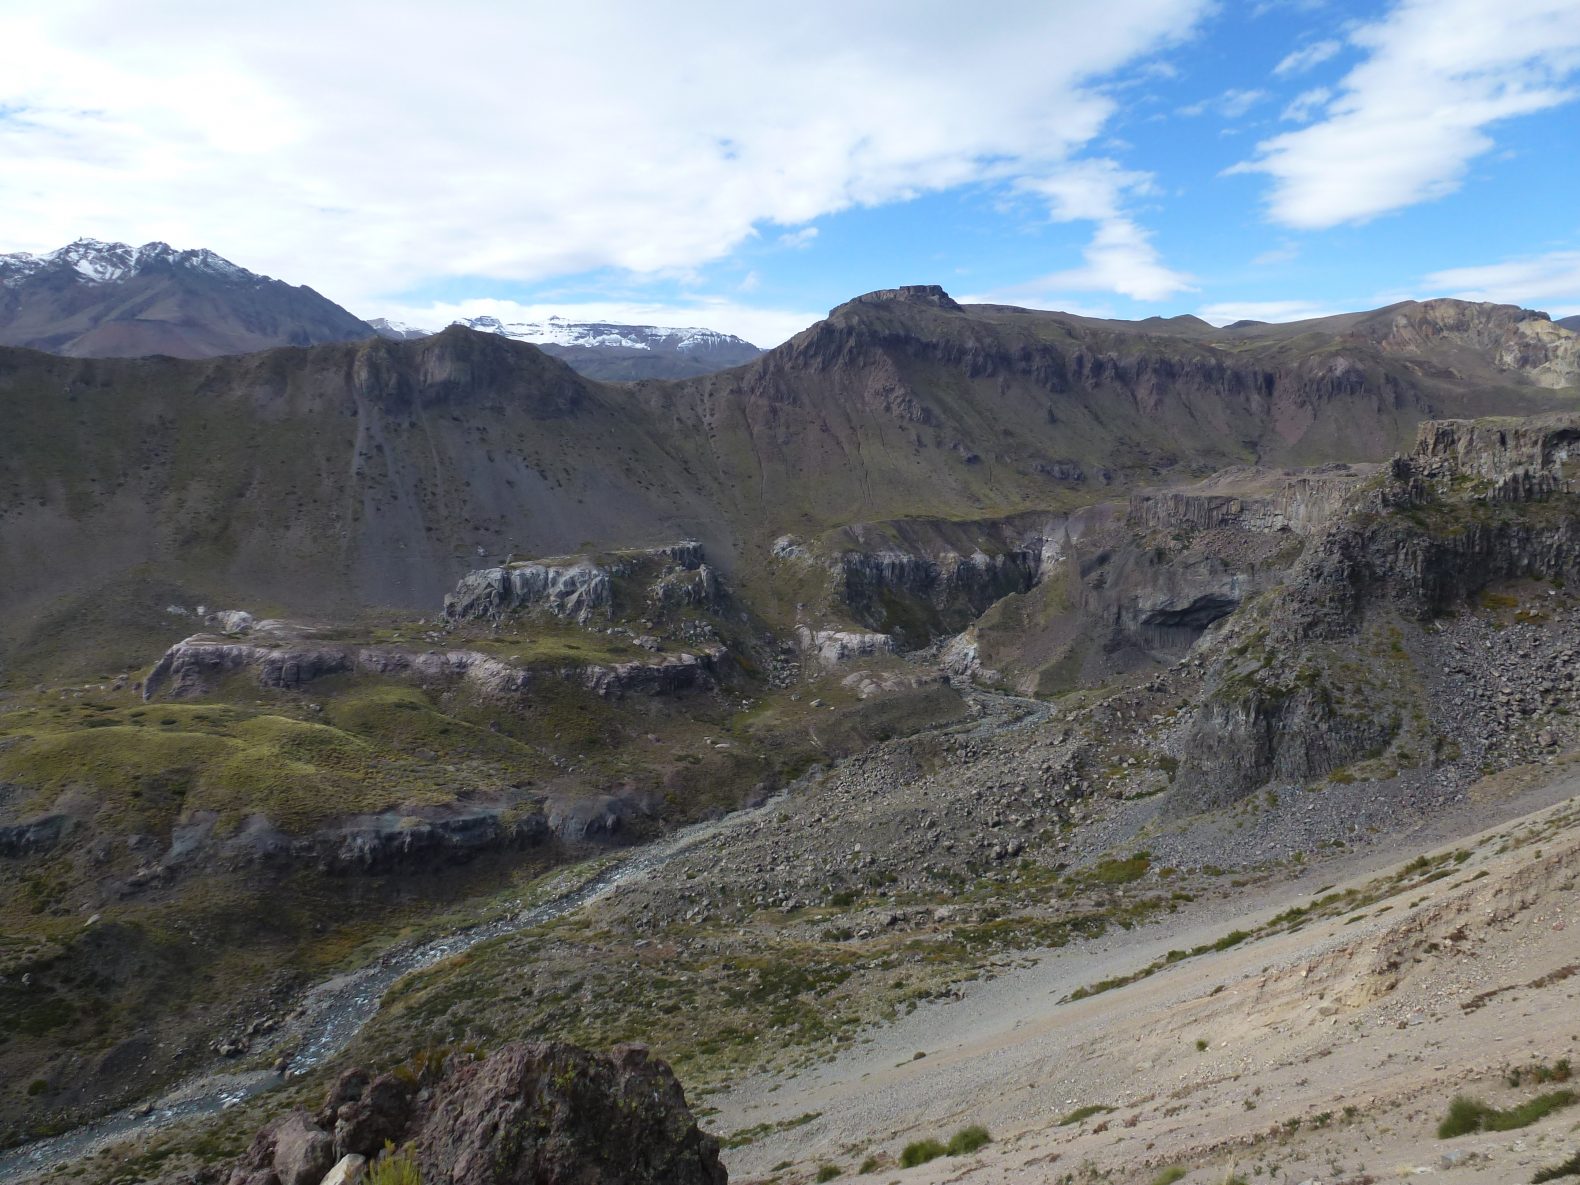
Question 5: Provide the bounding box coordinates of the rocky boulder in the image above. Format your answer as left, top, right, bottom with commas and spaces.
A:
228, 1042, 725, 1185
414, 1042, 725, 1185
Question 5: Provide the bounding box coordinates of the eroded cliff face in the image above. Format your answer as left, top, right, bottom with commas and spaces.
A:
1168, 414, 1580, 812
834, 545, 1044, 643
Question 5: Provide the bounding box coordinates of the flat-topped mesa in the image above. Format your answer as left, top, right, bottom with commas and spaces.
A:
849, 284, 961, 311
1412, 414, 1580, 484
444, 542, 713, 625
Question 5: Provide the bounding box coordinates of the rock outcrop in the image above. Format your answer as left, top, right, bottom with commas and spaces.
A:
1412, 414, 1580, 483
227, 1042, 725, 1185
444, 543, 716, 625
796, 627, 896, 668
317, 807, 553, 874
143, 635, 719, 702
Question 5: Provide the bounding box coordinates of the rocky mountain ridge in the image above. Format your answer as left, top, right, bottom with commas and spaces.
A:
3, 289, 1575, 692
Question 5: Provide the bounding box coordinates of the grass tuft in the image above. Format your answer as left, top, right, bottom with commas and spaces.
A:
1438, 1091, 1577, 1138
367, 1142, 422, 1185
945, 1125, 990, 1155
1533, 1151, 1580, 1182
899, 1139, 946, 1168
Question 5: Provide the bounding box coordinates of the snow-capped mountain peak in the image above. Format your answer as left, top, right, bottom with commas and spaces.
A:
366, 317, 431, 341
366, 312, 764, 379
0, 239, 261, 288
453, 315, 752, 353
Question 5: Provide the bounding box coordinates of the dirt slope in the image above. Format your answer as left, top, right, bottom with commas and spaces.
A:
715, 771, 1580, 1184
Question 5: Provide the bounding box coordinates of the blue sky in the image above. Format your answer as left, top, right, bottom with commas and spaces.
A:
3, 0, 1579, 344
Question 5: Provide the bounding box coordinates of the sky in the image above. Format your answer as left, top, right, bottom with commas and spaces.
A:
2, 0, 1579, 346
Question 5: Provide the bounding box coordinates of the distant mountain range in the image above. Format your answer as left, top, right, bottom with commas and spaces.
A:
0, 237, 763, 378
0, 239, 373, 358
3, 282, 1576, 674
3, 238, 1572, 392
370, 314, 763, 379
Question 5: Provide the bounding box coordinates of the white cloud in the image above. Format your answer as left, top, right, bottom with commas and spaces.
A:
373, 297, 825, 350
0, 0, 1210, 309
1039, 218, 1195, 301
1423, 249, 1580, 314
1274, 39, 1341, 76
971, 217, 1195, 305
1251, 241, 1300, 265
1230, 0, 1580, 229
1011, 159, 1192, 301
1178, 88, 1270, 118
1280, 86, 1331, 122
776, 227, 819, 250
1016, 159, 1154, 221
1196, 299, 1347, 324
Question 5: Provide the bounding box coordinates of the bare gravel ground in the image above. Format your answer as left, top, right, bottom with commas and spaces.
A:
715, 766, 1580, 1185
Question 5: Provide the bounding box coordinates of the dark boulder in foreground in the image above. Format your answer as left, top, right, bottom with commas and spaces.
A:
226, 1041, 725, 1185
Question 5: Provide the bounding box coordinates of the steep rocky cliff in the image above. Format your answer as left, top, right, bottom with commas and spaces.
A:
1168, 414, 1580, 811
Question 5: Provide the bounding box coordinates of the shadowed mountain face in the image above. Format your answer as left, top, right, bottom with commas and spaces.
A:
0, 287, 1574, 681
1558, 314, 1580, 334
0, 240, 374, 359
